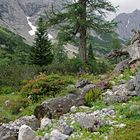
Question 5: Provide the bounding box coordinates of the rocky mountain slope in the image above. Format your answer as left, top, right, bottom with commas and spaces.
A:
115, 9, 140, 39
0, 0, 63, 43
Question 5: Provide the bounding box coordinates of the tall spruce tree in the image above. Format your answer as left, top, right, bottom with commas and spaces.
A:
47, 0, 117, 63
30, 17, 53, 66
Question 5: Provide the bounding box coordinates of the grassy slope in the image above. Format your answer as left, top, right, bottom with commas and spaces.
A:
0, 26, 29, 50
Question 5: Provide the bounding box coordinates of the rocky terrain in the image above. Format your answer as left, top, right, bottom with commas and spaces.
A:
1, 69, 140, 140
1, 1, 140, 140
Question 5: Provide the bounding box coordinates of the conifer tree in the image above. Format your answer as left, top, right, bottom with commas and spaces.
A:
47, 0, 117, 63
30, 17, 53, 66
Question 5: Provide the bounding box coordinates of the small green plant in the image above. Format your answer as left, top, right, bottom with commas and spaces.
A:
0, 86, 13, 94
98, 125, 111, 134
91, 100, 107, 110
85, 88, 101, 106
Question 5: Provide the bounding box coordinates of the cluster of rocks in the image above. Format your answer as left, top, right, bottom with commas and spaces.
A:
108, 29, 140, 73
34, 79, 96, 119
0, 115, 39, 140
103, 72, 140, 105
58, 107, 115, 133
0, 106, 117, 140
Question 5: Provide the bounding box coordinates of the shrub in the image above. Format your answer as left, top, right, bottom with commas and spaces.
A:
85, 88, 101, 106
20, 73, 73, 101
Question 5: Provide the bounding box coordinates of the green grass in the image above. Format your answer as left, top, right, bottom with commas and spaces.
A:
109, 121, 140, 140
0, 94, 40, 123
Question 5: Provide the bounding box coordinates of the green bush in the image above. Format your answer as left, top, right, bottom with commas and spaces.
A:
20, 73, 74, 102
118, 104, 140, 120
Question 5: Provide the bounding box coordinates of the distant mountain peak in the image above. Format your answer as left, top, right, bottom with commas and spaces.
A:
115, 9, 140, 39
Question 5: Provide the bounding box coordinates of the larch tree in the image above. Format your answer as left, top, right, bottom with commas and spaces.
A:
47, 0, 117, 63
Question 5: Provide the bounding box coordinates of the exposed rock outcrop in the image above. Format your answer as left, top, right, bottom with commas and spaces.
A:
108, 30, 140, 72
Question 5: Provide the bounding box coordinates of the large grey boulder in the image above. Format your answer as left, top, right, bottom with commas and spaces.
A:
18, 125, 36, 140
34, 93, 86, 119
34, 79, 97, 119
0, 115, 39, 140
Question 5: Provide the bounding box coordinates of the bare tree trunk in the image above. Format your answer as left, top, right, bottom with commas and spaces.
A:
79, 0, 87, 63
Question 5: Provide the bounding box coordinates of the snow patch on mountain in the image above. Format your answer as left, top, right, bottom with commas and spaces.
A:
26, 17, 37, 36
26, 16, 53, 40
126, 18, 130, 28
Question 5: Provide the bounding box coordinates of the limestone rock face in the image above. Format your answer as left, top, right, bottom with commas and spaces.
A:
18, 125, 36, 140
114, 59, 129, 73
127, 41, 140, 63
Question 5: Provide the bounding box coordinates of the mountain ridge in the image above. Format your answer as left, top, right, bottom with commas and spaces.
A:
0, 0, 63, 43
114, 9, 140, 39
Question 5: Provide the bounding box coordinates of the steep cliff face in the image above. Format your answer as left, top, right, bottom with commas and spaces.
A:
0, 0, 63, 43
115, 9, 140, 40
